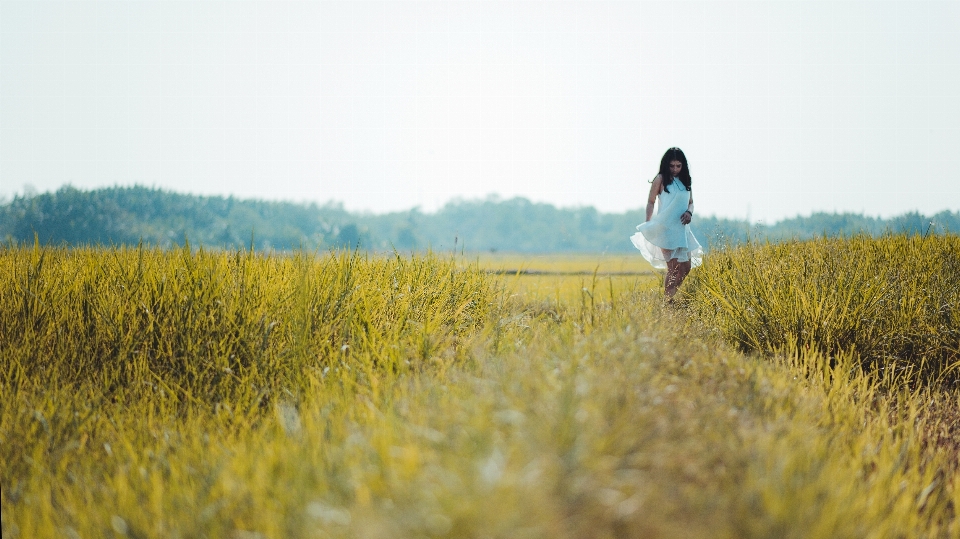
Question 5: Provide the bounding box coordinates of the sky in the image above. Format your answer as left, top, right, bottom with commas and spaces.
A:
1, 0, 958, 224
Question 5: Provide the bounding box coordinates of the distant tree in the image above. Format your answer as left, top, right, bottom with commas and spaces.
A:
334, 224, 361, 248
0, 185, 956, 252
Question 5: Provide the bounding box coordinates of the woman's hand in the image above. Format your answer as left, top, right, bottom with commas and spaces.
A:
681, 191, 694, 225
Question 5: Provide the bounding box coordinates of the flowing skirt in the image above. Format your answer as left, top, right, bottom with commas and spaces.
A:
630, 225, 702, 269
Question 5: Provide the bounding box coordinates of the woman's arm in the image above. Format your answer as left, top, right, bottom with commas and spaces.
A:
680, 190, 693, 225
645, 175, 663, 222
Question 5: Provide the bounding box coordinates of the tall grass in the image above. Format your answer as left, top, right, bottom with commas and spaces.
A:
3, 240, 960, 538
682, 234, 960, 382
0, 245, 494, 406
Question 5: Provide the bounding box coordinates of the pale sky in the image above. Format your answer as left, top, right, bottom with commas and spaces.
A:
1, 0, 958, 223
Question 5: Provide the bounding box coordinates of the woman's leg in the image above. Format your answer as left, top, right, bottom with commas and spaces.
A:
664, 258, 681, 299
664, 259, 692, 300
676, 260, 692, 288
660, 249, 673, 296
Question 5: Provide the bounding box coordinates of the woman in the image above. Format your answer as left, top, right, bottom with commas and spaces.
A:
630, 147, 703, 300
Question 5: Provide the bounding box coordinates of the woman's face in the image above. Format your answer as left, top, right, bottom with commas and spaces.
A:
669, 160, 683, 178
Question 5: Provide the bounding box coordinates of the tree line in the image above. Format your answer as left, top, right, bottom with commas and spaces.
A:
1, 186, 957, 252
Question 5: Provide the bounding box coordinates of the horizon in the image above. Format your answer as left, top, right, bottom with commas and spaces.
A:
4, 182, 955, 226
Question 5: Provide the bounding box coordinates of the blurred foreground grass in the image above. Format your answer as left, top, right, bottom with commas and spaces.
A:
3, 239, 960, 538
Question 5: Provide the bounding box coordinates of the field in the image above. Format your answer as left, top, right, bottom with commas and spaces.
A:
2, 236, 960, 538
468, 252, 659, 305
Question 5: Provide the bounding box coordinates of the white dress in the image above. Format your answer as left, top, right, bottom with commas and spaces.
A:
630, 177, 703, 269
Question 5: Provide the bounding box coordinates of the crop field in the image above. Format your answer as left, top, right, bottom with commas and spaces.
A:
2, 236, 960, 538
471, 252, 659, 307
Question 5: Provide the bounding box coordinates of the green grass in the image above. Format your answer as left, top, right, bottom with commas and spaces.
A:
3, 238, 960, 538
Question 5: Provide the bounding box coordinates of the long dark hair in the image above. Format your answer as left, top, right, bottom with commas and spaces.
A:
658, 147, 692, 193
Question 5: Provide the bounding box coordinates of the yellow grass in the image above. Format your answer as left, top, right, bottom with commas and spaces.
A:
3, 239, 960, 538
682, 234, 960, 382
470, 252, 654, 274
470, 252, 660, 308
